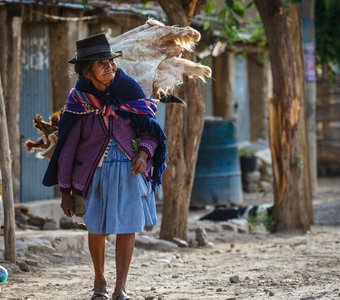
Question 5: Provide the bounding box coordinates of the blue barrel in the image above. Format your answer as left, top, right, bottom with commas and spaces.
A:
191, 117, 243, 206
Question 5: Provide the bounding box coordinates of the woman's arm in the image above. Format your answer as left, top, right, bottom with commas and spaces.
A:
138, 135, 158, 159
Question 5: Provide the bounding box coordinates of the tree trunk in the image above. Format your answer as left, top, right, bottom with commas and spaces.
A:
0, 12, 22, 204
6, 16, 22, 203
254, 0, 313, 232
0, 75, 16, 261
157, 0, 188, 26
0, 9, 7, 99
157, 0, 205, 240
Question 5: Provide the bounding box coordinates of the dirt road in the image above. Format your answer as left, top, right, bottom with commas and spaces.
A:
0, 177, 339, 300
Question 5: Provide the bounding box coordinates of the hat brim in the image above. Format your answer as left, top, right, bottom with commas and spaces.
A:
68, 51, 123, 64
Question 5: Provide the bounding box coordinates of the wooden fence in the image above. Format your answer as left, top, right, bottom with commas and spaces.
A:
317, 80, 340, 173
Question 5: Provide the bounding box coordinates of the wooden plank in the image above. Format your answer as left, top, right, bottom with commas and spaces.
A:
317, 102, 340, 121
317, 128, 340, 140
317, 147, 340, 161
316, 80, 340, 169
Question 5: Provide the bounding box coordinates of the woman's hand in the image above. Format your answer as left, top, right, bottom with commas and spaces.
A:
131, 150, 148, 174
61, 191, 74, 217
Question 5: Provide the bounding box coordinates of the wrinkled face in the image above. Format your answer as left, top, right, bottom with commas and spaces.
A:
88, 58, 117, 89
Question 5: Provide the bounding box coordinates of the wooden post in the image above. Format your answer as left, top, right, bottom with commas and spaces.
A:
212, 51, 235, 117
301, 0, 317, 191
0, 9, 8, 96
6, 16, 23, 203
247, 52, 270, 141
0, 75, 16, 261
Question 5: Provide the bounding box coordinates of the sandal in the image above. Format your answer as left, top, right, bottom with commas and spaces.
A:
91, 290, 109, 300
112, 291, 130, 300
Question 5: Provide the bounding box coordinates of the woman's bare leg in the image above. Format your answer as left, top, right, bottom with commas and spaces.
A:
88, 233, 107, 293
114, 233, 135, 294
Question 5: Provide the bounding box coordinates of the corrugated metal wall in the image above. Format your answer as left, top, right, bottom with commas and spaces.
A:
20, 25, 54, 202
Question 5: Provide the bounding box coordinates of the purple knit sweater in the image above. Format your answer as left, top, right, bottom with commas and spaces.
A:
58, 112, 158, 197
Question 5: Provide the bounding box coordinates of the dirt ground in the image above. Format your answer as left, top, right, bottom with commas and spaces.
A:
0, 177, 339, 300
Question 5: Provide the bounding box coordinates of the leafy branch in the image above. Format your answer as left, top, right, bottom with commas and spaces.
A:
201, 0, 265, 45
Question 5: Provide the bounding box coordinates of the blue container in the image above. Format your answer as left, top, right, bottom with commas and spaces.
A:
191, 117, 243, 206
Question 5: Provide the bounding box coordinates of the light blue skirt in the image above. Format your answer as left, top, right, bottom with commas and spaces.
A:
82, 141, 157, 234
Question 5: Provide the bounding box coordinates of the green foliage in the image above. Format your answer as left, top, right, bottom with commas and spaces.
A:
239, 148, 254, 158
82, 0, 89, 8
247, 209, 275, 233
143, 1, 152, 9
132, 137, 141, 153
203, 21, 210, 31
316, 0, 340, 68
325, 0, 338, 9
204, 0, 218, 16
243, 12, 266, 46
202, 0, 265, 45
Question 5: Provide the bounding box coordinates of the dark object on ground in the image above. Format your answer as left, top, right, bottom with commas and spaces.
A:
240, 155, 257, 173
199, 204, 273, 222
59, 217, 87, 230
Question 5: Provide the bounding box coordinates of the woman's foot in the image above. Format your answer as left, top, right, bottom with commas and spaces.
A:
112, 290, 130, 300
91, 290, 109, 300
92, 278, 108, 300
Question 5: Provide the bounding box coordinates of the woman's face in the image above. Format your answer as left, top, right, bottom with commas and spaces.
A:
88, 58, 117, 90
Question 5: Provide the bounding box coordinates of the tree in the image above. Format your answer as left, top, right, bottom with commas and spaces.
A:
0, 75, 16, 261
254, 0, 313, 231
157, 0, 205, 240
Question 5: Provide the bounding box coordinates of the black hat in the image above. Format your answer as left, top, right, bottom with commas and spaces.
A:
68, 33, 122, 64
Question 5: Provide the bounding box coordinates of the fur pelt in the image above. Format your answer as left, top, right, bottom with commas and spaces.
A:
111, 19, 212, 99
24, 112, 60, 159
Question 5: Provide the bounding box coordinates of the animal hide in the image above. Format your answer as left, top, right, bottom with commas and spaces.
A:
24, 112, 60, 159
111, 19, 211, 98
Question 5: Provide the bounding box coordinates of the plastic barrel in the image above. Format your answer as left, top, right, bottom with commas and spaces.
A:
191, 117, 243, 206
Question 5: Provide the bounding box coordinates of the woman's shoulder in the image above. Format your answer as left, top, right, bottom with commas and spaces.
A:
112, 69, 145, 99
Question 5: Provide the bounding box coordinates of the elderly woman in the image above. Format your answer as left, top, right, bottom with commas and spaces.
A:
43, 33, 167, 300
